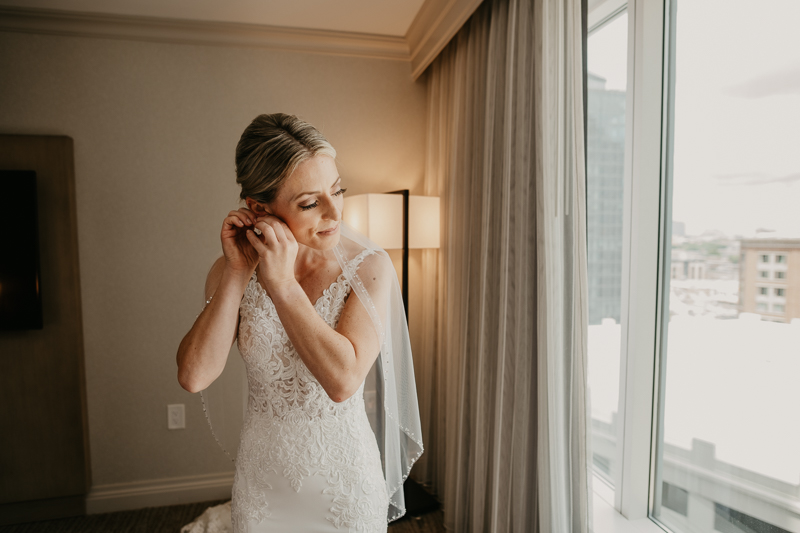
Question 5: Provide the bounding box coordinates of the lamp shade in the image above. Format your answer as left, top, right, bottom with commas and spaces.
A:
409, 196, 440, 249
342, 194, 404, 249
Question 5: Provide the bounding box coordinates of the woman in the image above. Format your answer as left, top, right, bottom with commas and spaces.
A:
177, 113, 422, 533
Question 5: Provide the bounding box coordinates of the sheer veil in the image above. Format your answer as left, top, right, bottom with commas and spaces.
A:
200, 221, 424, 522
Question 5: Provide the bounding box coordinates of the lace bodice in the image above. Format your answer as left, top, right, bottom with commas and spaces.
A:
231, 250, 388, 532
237, 266, 365, 420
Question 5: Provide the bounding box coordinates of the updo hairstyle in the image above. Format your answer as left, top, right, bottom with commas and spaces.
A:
235, 113, 337, 204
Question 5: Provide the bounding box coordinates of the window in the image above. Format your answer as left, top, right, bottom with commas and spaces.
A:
715, 504, 792, 533
586, 6, 629, 495
650, 1, 800, 533
661, 482, 688, 517
587, 1, 800, 533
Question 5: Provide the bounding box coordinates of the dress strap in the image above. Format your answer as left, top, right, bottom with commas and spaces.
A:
347, 248, 377, 272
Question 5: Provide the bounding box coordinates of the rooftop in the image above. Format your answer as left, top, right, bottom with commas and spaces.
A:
589, 315, 800, 485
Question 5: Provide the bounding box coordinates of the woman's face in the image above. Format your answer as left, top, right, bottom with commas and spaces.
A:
247, 154, 344, 251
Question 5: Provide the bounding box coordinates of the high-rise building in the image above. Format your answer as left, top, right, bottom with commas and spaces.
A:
739, 238, 800, 322
587, 73, 626, 325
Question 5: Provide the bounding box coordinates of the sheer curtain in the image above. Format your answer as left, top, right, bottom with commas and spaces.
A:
413, 0, 590, 530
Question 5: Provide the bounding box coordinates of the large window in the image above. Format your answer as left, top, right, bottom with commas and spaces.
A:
586, 7, 629, 497
652, 2, 800, 532
588, 1, 800, 532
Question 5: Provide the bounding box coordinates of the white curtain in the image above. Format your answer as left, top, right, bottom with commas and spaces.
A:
413, 0, 591, 530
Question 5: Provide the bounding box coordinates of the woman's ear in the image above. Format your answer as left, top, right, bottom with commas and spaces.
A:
245, 197, 271, 217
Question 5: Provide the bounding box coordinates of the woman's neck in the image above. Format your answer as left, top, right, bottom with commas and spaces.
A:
294, 243, 335, 279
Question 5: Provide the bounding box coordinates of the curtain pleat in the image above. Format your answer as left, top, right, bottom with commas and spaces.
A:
413, 0, 590, 531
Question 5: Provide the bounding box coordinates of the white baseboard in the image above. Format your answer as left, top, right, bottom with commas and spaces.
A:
86, 471, 234, 515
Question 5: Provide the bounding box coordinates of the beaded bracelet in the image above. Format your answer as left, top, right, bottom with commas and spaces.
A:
195, 295, 213, 319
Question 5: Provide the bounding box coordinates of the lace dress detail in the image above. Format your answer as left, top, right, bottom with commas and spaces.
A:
232, 250, 388, 533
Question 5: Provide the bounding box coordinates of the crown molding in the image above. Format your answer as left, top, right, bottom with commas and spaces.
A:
0, 3, 483, 76
406, 0, 484, 80
0, 6, 410, 61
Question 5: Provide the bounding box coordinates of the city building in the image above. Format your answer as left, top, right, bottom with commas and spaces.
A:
740, 239, 800, 322
589, 317, 800, 533
671, 250, 708, 281
587, 73, 625, 325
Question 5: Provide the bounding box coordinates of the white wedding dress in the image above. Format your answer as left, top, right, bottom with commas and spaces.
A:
184, 249, 389, 533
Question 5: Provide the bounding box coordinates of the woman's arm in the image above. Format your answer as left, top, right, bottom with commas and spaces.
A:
176, 207, 260, 393
246, 217, 386, 403
176, 257, 251, 393
269, 269, 384, 402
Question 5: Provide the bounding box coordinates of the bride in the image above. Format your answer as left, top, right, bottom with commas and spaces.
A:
176, 113, 422, 532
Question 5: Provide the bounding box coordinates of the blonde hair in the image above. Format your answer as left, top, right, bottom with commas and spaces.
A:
235, 113, 336, 204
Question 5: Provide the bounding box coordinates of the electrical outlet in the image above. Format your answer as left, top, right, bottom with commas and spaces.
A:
168, 404, 185, 429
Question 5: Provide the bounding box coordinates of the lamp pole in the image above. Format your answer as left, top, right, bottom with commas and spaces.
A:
388, 189, 409, 319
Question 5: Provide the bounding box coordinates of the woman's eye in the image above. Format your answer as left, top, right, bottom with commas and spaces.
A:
299, 189, 345, 210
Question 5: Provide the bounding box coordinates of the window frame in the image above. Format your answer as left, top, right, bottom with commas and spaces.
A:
587, 0, 674, 531
614, 0, 672, 521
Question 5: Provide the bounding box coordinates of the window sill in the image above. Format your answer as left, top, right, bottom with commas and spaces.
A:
591, 488, 668, 533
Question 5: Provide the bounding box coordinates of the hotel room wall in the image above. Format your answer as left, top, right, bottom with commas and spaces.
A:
0, 29, 427, 489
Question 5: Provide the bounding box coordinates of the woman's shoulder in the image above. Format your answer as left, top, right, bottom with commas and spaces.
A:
338, 234, 383, 265
349, 248, 379, 268
341, 242, 387, 270
345, 250, 395, 295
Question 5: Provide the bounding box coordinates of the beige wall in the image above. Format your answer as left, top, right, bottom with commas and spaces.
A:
0, 31, 428, 488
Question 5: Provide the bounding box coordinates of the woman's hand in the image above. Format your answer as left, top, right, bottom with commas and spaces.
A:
245, 215, 299, 293
221, 207, 260, 276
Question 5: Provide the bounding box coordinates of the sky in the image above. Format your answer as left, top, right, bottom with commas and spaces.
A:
588, 0, 800, 237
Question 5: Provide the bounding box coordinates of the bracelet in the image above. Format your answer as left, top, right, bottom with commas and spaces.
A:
195, 295, 213, 319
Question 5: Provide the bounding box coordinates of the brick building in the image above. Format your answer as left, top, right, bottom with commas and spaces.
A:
739, 238, 800, 322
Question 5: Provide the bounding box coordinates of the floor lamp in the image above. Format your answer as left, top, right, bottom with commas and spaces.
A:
342, 191, 440, 321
